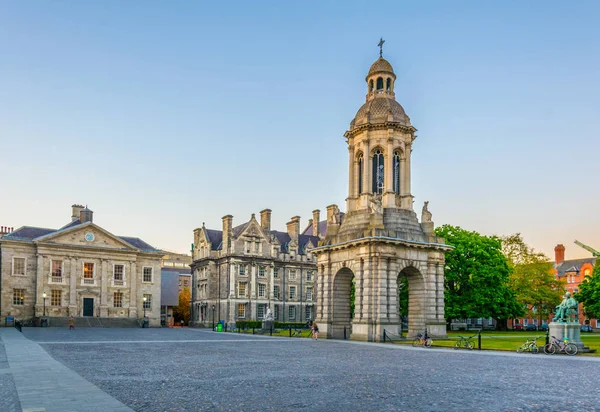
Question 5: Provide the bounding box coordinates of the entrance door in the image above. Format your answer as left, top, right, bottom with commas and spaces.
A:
83, 298, 94, 317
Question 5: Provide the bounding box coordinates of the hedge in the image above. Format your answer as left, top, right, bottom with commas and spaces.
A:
233, 321, 309, 330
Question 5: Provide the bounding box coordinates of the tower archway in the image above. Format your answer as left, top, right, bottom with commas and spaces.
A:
330, 267, 355, 339
398, 265, 426, 338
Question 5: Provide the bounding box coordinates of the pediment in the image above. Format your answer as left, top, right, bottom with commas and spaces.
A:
35, 223, 137, 251
238, 220, 268, 242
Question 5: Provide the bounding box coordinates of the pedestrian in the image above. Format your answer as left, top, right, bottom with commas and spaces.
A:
311, 321, 319, 340
68, 315, 74, 330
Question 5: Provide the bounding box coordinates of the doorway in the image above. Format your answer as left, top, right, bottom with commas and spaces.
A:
83, 298, 94, 317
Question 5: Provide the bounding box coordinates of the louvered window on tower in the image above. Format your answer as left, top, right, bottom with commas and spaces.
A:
372, 149, 384, 194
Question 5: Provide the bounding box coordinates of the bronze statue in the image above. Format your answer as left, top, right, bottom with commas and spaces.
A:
552, 292, 578, 322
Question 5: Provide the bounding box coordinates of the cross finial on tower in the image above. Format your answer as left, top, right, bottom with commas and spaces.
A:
378, 37, 385, 57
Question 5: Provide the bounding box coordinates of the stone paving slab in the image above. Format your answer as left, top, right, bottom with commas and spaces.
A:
0, 328, 132, 412
23, 328, 600, 411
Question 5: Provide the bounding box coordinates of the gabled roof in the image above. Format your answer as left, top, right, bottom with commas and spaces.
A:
201, 228, 319, 255
232, 222, 249, 237
556, 258, 596, 277
1, 222, 161, 253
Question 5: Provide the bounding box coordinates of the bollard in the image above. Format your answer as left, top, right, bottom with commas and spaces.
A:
546, 330, 549, 346
289, 325, 292, 337
252, 327, 255, 335
344, 327, 347, 340
383, 329, 386, 343
270, 326, 273, 336
478, 330, 482, 350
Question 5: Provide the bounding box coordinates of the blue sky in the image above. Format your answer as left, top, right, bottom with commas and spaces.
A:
1, 1, 599, 259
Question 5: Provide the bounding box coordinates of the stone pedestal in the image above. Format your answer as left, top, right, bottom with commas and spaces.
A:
549, 322, 593, 352
262, 320, 274, 332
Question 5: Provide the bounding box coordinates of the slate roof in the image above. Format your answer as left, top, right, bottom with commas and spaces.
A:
203, 228, 319, 254
1, 223, 161, 253
301, 214, 345, 238
556, 258, 596, 277
2, 226, 55, 241
205, 229, 223, 251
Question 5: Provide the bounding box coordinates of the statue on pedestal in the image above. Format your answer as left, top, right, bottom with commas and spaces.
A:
369, 195, 383, 215
552, 292, 578, 322
264, 306, 274, 321
421, 201, 432, 223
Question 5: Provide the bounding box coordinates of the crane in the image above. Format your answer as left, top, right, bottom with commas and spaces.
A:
574, 240, 600, 258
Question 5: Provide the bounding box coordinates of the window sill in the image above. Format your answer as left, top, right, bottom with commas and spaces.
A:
11, 274, 26, 277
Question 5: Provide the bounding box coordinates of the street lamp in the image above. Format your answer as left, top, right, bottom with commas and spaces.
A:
42, 292, 47, 317
143, 296, 147, 318
212, 305, 215, 330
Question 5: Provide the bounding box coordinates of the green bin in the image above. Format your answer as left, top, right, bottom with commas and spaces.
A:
216, 323, 223, 332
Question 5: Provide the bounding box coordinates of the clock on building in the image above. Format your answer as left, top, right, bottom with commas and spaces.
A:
85, 233, 95, 242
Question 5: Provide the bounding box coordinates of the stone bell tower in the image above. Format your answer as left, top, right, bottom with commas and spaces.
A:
313, 45, 451, 342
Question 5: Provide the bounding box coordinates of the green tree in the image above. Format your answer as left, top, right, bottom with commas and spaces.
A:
173, 288, 191, 325
502, 233, 564, 324
435, 225, 523, 327
575, 259, 600, 319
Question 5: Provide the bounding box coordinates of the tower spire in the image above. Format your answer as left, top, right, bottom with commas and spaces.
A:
378, 37, 385, 58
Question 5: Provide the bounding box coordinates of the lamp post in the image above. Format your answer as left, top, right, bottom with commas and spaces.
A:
42, 292, 47, 317
143, 296, 147, 318
212, 305, 215, 330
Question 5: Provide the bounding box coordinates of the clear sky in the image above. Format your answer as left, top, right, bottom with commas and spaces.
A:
1, 1, 599, 260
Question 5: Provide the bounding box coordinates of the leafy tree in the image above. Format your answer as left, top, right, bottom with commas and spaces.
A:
435, 225, 523, 326
398, 278, 409, 318
502, 233, 564, 324
173, 287, 191, 325
575, 259, 600, 319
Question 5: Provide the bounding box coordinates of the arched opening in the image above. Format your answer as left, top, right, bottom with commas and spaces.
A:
369, 79, 374, 92
386, 78, 391, 91
332, 267, 354, 339
393, 151, 400, 194
372, 149, 384, 194
397, 266, 426, 338
357, 153, 363, 194
376, 77, 384, 90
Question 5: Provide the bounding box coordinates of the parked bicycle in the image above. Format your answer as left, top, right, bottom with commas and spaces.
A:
412, 330, 433, 348
292, 328, 311, 338
544, 336, 577, 356
454, 334, 476, 350
516, 336, 541, 354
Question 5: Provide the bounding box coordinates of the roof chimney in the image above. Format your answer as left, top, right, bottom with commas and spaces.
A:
222, 215, 233, 252
287, 216, 300, 240
80, 206, 93, 223
555, 244, 565, 265
260, 209, 272, 232
312, 209, 321, 237
72, 204, 84, 221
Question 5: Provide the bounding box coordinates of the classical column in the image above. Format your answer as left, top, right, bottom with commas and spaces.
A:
355, 258, 364, 321
229, 263, 235, 298
35, 254, 44, 316
251, 264, 256, 298
100, 259, 108, 317
348, 144, 354, 198
269, 265, 275, 299
436, 263, 445, 321
404, 143, 412, 197
129, 261, 137, 318
385, 138, 393, 193
69, 258, 77, 314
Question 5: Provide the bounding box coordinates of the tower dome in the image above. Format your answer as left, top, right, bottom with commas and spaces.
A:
349, 56, 412, 130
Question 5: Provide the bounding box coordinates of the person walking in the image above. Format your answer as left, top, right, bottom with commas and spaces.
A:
311, 321, 319, 340
68, 315, 75, 330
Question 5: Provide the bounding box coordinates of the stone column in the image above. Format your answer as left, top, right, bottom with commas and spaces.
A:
270, 265, 275, 299
400, 156, 407, 196
129, 261, 137, 318
348, 145, 354, 198
69, 257, 77, 315
387, 258, 400, 326
229, 263, 235, 298
436, 263, 445, 321
251, 264, 256, 298
384, 138, 393, 193
100, 259, 108, 317
404, 143, 412, 197
35, 254, 44, 316
364, 139, 371, 195
355, 258, 364, 321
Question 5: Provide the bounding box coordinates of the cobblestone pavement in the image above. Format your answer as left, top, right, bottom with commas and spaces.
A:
17, 328, 600, 411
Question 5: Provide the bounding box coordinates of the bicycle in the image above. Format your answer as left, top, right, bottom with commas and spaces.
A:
292, 328, 311, 338
544, 336, 578, 356
412, 331, 433, 348
516, 336, 541, 354
454, 335, 476, 350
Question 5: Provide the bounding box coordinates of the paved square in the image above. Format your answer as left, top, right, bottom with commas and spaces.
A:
3, 328, 599, 411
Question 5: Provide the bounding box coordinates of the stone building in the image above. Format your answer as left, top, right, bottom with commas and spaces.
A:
0, 205, 163, 326
190, 211, 320, 326
311, 49, 451, 341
